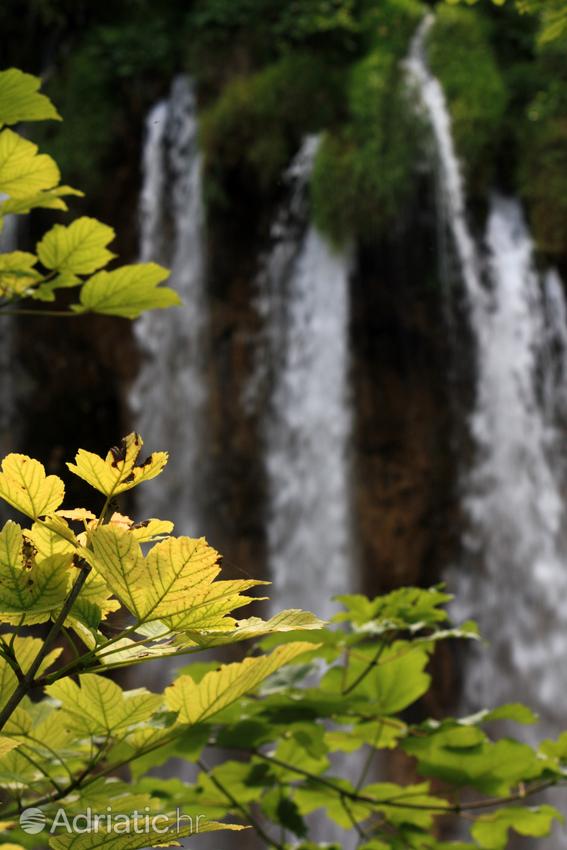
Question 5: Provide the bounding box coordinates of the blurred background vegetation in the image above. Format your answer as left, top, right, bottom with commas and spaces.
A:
0, 0, 565, 256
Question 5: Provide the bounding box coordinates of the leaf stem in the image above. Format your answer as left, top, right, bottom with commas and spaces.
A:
0, 557, 91, 732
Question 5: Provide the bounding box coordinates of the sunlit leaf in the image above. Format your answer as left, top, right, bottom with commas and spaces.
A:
471, 805, 563, 849
46, 675, 162, 736
37, 217, 115, 275
0, 454, 64, 518
67, 433, 167, 498
165, 643, 317, 725
0, 521, 71, 624
72, 262, 180, 319
0, 129, 59, 199
0, 68, 61, 126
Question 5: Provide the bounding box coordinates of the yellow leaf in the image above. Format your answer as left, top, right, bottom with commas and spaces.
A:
24, 519, 76, 558
0, 454, 64, 518
67, 433, 168, 497
106, 512, 174, 542
0, 185, 83, 216
57, 508, 97, 522
0, 68, 61, 126
90, 526, 265, 628
0, 251, 41, 298
176, 608, 326, 648
0, 521, 71, 625
72, 262, 180, 319
36, 216, 115, 275
0, 637, 61, 710
0, 129, 59, 198
165, 642, 317, 724
0, 738, 19, 758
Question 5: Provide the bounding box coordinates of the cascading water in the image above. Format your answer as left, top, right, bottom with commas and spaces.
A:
406, 15, 567, 745
130, 76, 207, 538
456, 197, 567, 731
253, 136, 356, 619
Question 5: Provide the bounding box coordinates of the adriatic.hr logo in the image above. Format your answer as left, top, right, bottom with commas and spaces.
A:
19, 806, 208, 836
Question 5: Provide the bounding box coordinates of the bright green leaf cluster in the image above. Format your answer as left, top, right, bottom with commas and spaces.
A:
0, 68, 179, 318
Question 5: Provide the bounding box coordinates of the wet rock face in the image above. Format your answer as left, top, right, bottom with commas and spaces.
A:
15, 312, 139, 510
351, 225, 461, 598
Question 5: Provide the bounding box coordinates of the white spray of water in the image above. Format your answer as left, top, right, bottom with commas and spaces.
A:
406, 16, 567, 739
458, 197, 567, 725
405, 15, 486, 309
255, 136, 356, 619
130, 76, 207, 537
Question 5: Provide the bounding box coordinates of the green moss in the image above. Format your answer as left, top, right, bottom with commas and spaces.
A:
519, 33, 567, 254
200, 53, 346, 203
360, 0, 425, 57
311, 46, 425, 246
37, 17, 177, 192
427, 6, 508, 193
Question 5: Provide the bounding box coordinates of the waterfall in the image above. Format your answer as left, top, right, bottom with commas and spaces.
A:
254, 135, 356, 619
406, 15, 567, 741
405, 15, 485, 308
457, 197, 567, 729
130, 76, 207, 538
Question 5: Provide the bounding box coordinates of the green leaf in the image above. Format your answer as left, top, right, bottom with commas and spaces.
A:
0, 453, 65, 518
165, 643, 317, 724
471, 805, 563, 849
361, 781, 448, 829
37, 217, 115, 275
336, 585, 451, 630
329, 641, 431, 714
31, 272, 81, 302
72, 262, 179, 319
0, 129, 59, 198
295, 779, 371, 828
45, 674, 162, 736
482, 703, 538, 725
403, 729, 546, 794
0, 69, 61, 126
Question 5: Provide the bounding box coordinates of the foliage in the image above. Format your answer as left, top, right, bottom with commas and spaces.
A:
427, 5, 508, 193
518, 30, 567, 254
2, 55, 567, 850
200, 53, 346, 203
36, 15, 177, 191
0, 68, 177, 317
445, 0, 567, 45
311, 43, 424, 245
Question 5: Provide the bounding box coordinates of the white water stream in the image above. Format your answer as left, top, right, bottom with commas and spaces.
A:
130, 76, 207, 538
253, 136, 356, 619
407, 16, 567, 741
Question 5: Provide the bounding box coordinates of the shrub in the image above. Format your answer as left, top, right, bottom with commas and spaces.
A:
427, 5, 508, 193
200, 52, 346, 202
311, 47, 425, 245
518, 31, 567, 254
